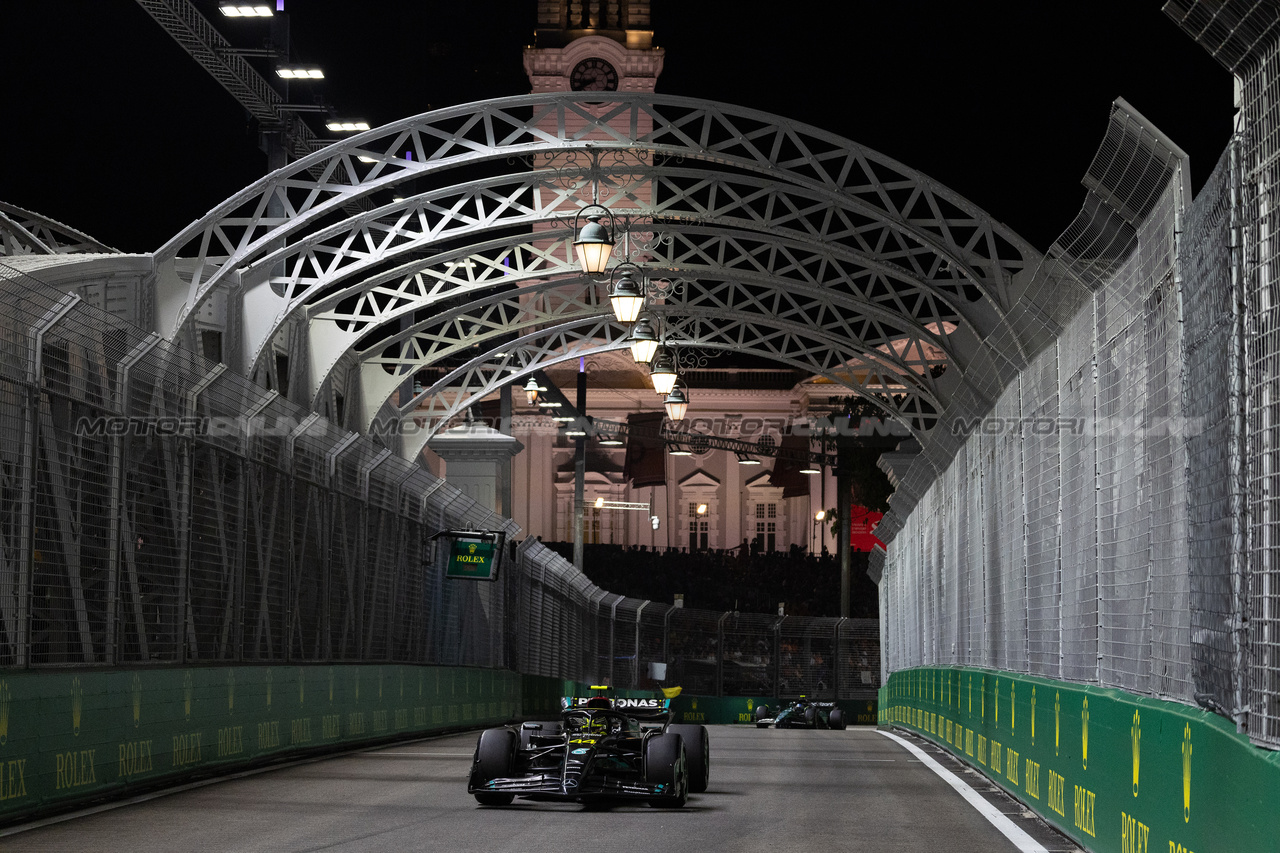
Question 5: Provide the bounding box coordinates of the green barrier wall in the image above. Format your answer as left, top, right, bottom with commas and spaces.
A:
879, 667, 1280, 853
0, 665, 519, 825
0, 668, 877, 825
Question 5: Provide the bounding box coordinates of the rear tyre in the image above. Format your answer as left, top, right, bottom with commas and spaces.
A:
829, 708, 846, 730
644, 733, 688, 808
669, 724, 710, 793
472, 728, 517, 805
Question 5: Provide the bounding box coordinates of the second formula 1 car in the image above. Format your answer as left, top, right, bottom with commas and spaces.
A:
753, 697, 846, 729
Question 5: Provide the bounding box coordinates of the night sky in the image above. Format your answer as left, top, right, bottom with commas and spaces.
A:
2, 1, 1234, 256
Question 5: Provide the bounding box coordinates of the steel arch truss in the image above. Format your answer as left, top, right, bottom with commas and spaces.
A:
227, 161, 1018, 377
358, 269, 952, 385
385, 314, 929, 463
353, 271, 950, 439
0, 201, 117, 256
156, 92, 1047, 464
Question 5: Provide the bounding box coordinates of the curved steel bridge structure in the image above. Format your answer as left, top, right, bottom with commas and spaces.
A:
142, 93, 1074, 504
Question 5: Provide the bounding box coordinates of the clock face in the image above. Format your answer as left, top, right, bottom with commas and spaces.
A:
570, 58, 619, 92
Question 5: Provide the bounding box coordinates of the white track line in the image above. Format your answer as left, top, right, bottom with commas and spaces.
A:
878, 730, 1049, 853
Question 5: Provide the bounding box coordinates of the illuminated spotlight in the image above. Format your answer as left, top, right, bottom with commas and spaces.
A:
736, 452, 761, 465
800, 462, 821, 474
326, 121, 370, 132
697, 503, 707, 515
552, 414, 575, 422
276, 67, 325, 79
598, 435, 624, 446
594, 497, 605, 509
668, 443, 692, 457
220, 3, 273, 16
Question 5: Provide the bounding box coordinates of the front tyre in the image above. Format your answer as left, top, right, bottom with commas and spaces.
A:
829, 708, 846, 730
669, 724, 710, 793
472, 728, 517, 805
644, 733, 688, 808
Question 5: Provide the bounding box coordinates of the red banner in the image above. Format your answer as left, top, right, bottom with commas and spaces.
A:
850, 505, 884, 552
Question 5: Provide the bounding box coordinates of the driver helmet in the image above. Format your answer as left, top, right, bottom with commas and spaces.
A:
584, 696, 612, 709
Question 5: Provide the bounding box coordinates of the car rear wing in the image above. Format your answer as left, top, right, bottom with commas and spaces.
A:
561, 696, 673, 722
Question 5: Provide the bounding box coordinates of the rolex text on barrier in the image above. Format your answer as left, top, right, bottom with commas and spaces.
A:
879, 667, 1280, 853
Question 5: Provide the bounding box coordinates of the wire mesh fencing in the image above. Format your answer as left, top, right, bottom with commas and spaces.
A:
503, 537, 880, 699
0, 262, 521, 672
1239, 29, 1280, 747
877, 102, 1270, 743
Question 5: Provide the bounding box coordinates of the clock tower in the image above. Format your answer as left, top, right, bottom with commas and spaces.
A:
524, 1, 664, 94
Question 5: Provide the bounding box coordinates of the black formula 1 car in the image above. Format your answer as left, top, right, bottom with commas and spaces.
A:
753, 698, 846, 729
468, 694, 710, 808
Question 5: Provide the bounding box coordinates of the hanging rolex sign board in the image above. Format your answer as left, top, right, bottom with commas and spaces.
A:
441, 531, 506, 581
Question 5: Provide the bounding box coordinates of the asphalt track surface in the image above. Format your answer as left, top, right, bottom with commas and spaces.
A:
3, 726, 1082, 852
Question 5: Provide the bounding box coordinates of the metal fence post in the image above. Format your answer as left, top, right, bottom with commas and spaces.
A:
834, 616, 846, 699
238, 390, 280, 662
716, 611, 728, 697
1228, 134, 1251, 733
109, 335, 163, 664
357, 448, 392, 660
283, 412, 320, 661
662, 604, 674, 672
773, 615, 785, 698
17, 294, 81, 668
633, 600, 648, 689
609, 594, 622, 688
180, 364, 226, 663
322, 431, 361, 661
